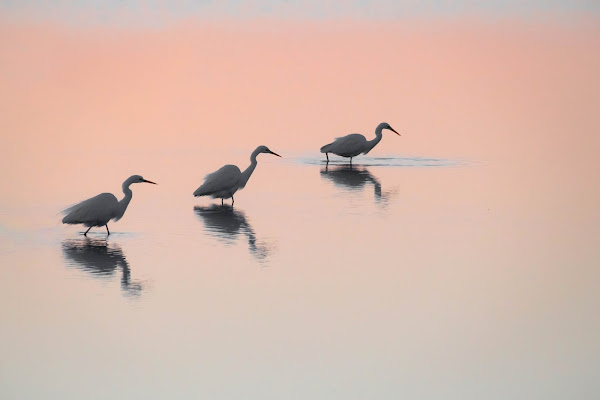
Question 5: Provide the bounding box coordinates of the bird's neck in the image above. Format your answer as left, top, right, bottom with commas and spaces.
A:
116, 183, 133, 220
240, 148, 261, 188
364, 126, 384, 154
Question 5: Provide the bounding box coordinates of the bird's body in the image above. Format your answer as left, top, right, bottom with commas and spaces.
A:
193, 145, 281, 205
320, 122, 400, 163
62, 193, 121, 227
194, 165, 244, 200
62, 175, 156, 235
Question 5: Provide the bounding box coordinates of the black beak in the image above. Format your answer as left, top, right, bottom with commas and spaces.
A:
389, 127, 400, 136
143, 179, 157, 185
269, 150, 282, 157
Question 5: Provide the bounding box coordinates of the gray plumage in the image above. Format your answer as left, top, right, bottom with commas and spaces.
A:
320, 122, 400, 162
193, 145, 281, 205
62, 175, 156, 235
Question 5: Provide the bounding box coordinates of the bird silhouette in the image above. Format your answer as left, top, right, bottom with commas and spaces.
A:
320, 122, 400, 163
193, 146, 281, 206
62, 175, 156, 235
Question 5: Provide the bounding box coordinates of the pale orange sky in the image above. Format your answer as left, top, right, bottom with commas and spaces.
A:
1, 18, 599, 207
1, 19, 598, 151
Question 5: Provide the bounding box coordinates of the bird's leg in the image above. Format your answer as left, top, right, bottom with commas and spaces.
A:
350, 157, 353, 165
106, 225, 110, 235
326, 153, 329, 163
83, 227, 92, 236
232, 196, 235, 206
221, 198, 224, 206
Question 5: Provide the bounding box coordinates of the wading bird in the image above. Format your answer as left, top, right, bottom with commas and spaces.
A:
320, 122, 400, 163
193, 145, 281, 206
62, 175, 157, 235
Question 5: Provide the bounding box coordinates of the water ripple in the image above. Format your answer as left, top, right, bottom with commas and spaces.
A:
292, 155, 467, 167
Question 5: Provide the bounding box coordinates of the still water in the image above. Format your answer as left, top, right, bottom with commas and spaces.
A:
1, 150, 598, 399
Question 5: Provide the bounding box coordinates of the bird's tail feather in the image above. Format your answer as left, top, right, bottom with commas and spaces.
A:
320, 143, 333, 153
193, 187, 207, 197
60, 200, 89, 224
61, 203, 77, 215
61, 208, 80, 224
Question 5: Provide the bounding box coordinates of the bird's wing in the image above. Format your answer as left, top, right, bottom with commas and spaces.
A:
322, 133, 361, 153
336, 133, 366, 143
61, 193, 119, 224
328, 134, 366, 153
194, 165, 242, 196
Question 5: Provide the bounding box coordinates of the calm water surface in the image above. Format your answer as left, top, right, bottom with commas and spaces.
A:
1, 151, 598, 399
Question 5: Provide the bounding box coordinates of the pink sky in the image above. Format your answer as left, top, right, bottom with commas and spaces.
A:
2, 18, 598, 151
1, 17, 599, 208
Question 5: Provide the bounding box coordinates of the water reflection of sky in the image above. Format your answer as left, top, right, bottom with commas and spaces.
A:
0, 154, 597, 400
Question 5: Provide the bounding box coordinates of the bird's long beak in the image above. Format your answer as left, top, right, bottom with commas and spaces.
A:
143, 179, 157, 185
269, 151, 282, 157
389, 127, 401, 136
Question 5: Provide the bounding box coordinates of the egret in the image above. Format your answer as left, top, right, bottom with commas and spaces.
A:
320, 122, 400, 163
61, 175, 157, 235
193, 145, 281, 205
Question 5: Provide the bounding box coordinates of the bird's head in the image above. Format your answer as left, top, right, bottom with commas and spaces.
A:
257, 145, 281, 157
127, 175, 157, 185
378, 122, 400, 136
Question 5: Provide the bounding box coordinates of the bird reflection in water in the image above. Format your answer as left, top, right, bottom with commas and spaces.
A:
62, 238, 143, 297
320, 164, 394, 205
194, 205, 271, 261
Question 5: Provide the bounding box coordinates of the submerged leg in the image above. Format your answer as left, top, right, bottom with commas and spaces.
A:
83, 226, 92, 236
106, 225, 110, 235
